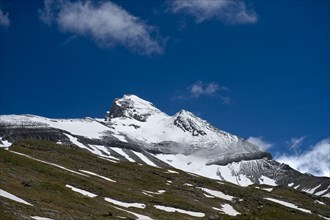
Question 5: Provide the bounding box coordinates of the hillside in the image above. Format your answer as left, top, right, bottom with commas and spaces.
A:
1, 140, 329, 219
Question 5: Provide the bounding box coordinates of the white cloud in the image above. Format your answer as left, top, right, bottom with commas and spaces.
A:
39, 0, 164, 55
288, 136, 306, 149
191, 81, 219, 97
276, 138, 330, 177
168, 0, 258, 24
0, 8, 10, 27
246, 136, 273, 151
173, 81, 230, 103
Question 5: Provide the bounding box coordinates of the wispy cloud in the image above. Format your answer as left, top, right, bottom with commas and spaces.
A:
288, 136, 306, 150
191, 81, 219, 97
173, 81, 230, 104
246, 136, 273, 151
0, 8, 10, 27
39, 0, 165, 55
275, 138, 330, 177
168, 0, 258, 24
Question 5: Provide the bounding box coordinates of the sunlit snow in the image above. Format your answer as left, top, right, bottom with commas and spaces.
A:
302, 184, 322, 194
9, 150, 88, 177
79, 170, 116, 182
0, 138, 12, 148
197, 187, 234, 201
213, 204, 241, 216
0, 189, 33, 206
30, 216, 54, 220
265, 198, 311, 213
66, 185, 97, 198
134, 151, 158, 167
104, 197, 145, 209
112, 205, 153, 220
154, 205, 205, 217
110, 147, 135, 162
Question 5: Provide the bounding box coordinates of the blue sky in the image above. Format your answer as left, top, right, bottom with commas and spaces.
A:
0, 0, 329, 176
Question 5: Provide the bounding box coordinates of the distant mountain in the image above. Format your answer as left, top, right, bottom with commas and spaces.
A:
1, 94, 329, 199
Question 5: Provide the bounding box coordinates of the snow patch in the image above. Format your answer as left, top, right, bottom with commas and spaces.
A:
104, 197, 145, 209
315, 200, 326, 205
9, 150, 88, 177
134, 151, 158, 167
66, 185, 97, 198
112, 134, 128, 143
302, 184, 322, 194
154, 205, 205, 217
110, 147, 135, 162
213, 204, 241, 216
264, 198, 311, 213
0, 138, 12, 148
322, 193, 330, 198
89, 145, 119, 161
288, 183, 294, 187
142, 190, 166, 196
255, 187, 273, 192
315, 186, 330, 196
111, 205, 153, 220
0, 189, 33, 206
259, 176, 277, 186
79, 170, 116, 182
64, 134, 89, 150
31, 216, 54, 220
97, 156, 119, 163
197, 187, 234, 201
204, 193, 215, 198
166, 169, 179, 174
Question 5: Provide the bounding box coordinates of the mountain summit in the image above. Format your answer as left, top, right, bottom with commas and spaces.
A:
0, 94, 329, 198
103, 95, 271, 164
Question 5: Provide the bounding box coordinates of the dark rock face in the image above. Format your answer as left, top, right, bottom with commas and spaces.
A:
174, 114, 207, 136
107, 99, 124, 120
208, 151, 272, 166
0, 127, 68, 144
107, 98, 150, 122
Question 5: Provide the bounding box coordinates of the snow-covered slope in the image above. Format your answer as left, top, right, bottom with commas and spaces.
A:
0, 114, 111, 139
105, 95, 239, 146
104, 95, 269, 163
0, 94, 329, 197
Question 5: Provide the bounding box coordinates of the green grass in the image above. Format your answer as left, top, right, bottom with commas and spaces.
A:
0, 140, 327, 219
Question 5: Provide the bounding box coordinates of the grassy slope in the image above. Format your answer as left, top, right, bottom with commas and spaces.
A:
0, 140, 329, 220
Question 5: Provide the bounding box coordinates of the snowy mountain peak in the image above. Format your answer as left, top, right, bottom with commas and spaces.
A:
106, 94, 162, 122
173, 110, 208, 136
